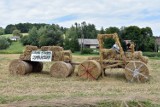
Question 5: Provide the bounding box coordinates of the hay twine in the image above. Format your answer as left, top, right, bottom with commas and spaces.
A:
78, 60, 101, 80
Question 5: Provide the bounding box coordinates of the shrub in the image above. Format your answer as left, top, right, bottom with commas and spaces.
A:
143, 52, 160, 57
20, 36, 30, 45
0, 37, 11, 50
81, 48, 93, 54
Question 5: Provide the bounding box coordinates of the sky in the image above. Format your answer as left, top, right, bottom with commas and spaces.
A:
0, 0, 160, 36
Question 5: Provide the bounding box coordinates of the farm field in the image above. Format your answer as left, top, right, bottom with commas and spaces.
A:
0, 54, 160, 106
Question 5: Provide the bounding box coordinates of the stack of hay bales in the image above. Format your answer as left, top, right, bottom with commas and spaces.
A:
52, 46, 64, 61
41, 46, 64, 61
19, 45, 38, 61
9, 45, 73, 76
9, 45, 43, 75
41, 46, 54, 61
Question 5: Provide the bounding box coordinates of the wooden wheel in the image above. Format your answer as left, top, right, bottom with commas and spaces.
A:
125, 61, 149, 82
78, 60, 101, 80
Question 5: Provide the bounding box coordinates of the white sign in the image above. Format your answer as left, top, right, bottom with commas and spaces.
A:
31, 51, 52, 62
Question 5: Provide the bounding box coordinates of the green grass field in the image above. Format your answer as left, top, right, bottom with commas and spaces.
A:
1, 34, 13, 38
0, 41, 24, 54
1, 33, 28, 38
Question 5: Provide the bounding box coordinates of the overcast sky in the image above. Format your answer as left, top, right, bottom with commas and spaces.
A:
0, 0, 160, 36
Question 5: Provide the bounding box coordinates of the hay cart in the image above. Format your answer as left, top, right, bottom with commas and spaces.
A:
9, 46, 74, 78
9, 33, 149, 82
77, 33, 149, 82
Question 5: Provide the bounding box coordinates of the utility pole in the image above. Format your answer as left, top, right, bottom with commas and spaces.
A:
80, 24, 84, 54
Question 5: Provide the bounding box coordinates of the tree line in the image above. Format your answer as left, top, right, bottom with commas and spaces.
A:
0, 22, 156, 52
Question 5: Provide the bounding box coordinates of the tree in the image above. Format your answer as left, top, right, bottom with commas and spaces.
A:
12, 29, 22, 38
81, 21, 97, 38
64, 26, 80, 52
0, 27, 4, 35
0, 37, 11, 49
27, 27, 39, 46
5, 24, 17, 34
99, 27, 105, 34
104, 27, 121, 49
105, 27, 120, 35
39, 25, 63, 46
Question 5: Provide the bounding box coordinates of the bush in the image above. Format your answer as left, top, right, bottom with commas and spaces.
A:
81, 48, 93, 54
0, 37, 11, 50
143, 52, 160, 57
20, 36, 29, 45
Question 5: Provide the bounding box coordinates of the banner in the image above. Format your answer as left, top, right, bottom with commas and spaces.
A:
31, 51, 52, 62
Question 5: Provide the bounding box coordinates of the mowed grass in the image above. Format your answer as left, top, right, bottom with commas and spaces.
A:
0, 54, 160, 106
1, 33, 28, 38
0, 41, 24, 54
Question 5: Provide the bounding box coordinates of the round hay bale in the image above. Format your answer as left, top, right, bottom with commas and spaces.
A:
78, 60, 102, 80
28, 61, 43, 72
50, 61, 73, 78
9, 59, 32, 75
125, 61, 149, 83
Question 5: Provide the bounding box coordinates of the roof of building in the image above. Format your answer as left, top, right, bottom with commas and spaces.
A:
78, 39, 98, 45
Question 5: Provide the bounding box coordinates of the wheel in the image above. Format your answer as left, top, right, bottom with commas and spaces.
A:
78, 60, 101, 80
125, 61, 149, 82
50, 61, 73, 78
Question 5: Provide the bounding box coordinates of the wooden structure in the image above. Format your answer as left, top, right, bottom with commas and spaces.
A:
77, 33, 149, 82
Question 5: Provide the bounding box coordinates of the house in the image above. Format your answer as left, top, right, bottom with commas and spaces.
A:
155, 37, 160, 52
78, 39, 99, 49
10, 36, 20, 41
156, 37, 160, 46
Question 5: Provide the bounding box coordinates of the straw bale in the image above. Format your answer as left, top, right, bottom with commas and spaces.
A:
41, 46, 52, 51
50, 61, 73, 78
25, 45, 38, 51
19, 54, 31, 61
134, 51, 142, 59
23, 45, 38, 55
63, 50, 72, 61
52, 46, 63, 51
9, 59, 32, 75
139, 56, 148, 64
88, 56, 100, 61
53, 51, 64, 61
101, 49, 117, 60
78, 60, 101, 80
